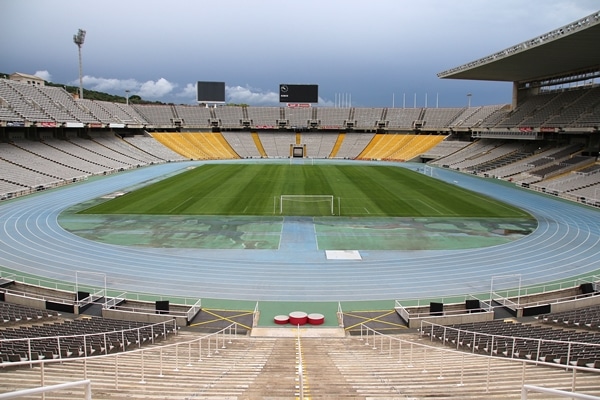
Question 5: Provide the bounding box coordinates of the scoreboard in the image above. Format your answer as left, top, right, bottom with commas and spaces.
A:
279, 84, 318, 103
196, 81, 226, 103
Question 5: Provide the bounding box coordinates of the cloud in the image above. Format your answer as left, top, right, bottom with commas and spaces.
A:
34, 70, 51, 81
76, 75, 176, 99
5, 2, 598, 107
80, 76, 139, 92
318, 97, 334, 107
69, 77, 334, 106
226, 85, 279, 105
175, 83, 280, 105
137, 78, 176, 99
177, 83, 333, 106
177, 83, 197, 100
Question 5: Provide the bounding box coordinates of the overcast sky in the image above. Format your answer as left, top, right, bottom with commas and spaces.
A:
1, 0, 597, 107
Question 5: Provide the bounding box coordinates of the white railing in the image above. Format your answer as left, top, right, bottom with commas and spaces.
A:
521, 384, 600, 400
252, 301, 260, 328
2, 268, 598, 316
1, 323, 239, 393
186, 298, 202, 322
104, 291, 127, 308
490, 291, 520, 310
518, 289, 600, 309
337, 301, 344, 328
105, 304, 190, 319
0, 319, 177, 362
359, 324, 600, 395
394, 303, 493, 319
0, 380, 92, 400
0, 285, 75, 305
395, 303, 410, 322
0, 268, 201, 306
77, 288, 105, 308
419, 320, 600, 366
395, 276, 600, 309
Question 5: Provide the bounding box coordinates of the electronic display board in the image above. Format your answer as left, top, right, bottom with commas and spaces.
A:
279, 84, 318, 103
196, 81, 226, 103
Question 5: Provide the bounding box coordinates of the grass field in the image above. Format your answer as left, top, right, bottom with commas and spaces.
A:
79, 164, 531, 218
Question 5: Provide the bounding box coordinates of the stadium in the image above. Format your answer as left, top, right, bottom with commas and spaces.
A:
1, 9, 600, 399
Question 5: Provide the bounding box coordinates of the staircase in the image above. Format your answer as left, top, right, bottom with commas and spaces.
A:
240, 337, 297, 398
1, 331, 599, 399
0, 331, 275, 399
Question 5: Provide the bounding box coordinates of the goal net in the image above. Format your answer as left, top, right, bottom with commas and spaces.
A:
276, 195, 336, 216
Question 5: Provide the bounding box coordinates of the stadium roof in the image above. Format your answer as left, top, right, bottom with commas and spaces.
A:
438, 10, 600, 83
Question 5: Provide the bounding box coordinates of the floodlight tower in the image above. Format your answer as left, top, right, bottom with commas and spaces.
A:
73, 29, 86, 99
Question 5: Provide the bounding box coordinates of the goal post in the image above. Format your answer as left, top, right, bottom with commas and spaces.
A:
275, 195, 338, 216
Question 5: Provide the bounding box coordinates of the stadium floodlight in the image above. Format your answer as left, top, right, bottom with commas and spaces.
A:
73, 29, 86, 99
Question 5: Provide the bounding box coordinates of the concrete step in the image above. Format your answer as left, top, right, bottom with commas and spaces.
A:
1, 332, 599, 399
239, 337, 297, 399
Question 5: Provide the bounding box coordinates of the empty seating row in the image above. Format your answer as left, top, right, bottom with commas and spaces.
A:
0, 134, 191, 198
538, 305, 600, 331
2, 77, 599, 130
122, 135, 186, 162
0, 316, 176, 363
422, 319, 600, 368
481, 87, 600, 129
0, 302, 59, 324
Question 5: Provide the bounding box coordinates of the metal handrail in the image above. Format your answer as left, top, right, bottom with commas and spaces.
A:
419, 320, 600, 358
0, 319, 178, 361
521, 384, 600, 400
0, 380, 92, 400
359, 323, 600, 394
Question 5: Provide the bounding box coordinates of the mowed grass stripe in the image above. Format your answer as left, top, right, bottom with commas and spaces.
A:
79, 164, 531, 218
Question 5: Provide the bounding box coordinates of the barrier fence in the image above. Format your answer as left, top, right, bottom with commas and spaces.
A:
521, 385, 600, 400
0, 319, 178, 363
359, 324, 600, 395
0, 379, 92, 400
419, 320, 600, 367
1, 323, 239, 394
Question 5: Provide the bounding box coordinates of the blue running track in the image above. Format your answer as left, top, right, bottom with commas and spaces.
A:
1, 160, 599, 302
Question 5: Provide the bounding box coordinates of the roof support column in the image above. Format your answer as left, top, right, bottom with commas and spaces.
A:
511, 82, 519, 111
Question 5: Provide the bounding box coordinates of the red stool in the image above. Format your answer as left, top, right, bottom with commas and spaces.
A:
288, 311, 308, 325
308, 313, 325, 325
274, 315, 289, 325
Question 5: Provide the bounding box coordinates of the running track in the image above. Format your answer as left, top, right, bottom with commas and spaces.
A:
1, 160, 599, 302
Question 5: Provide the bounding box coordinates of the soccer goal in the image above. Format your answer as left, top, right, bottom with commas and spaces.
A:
275, 195, 338, 216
